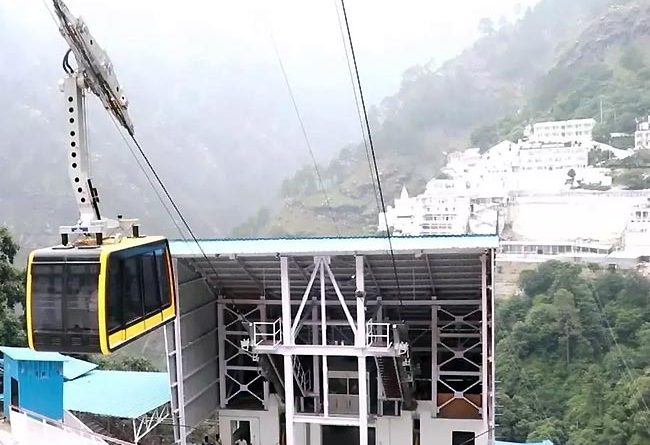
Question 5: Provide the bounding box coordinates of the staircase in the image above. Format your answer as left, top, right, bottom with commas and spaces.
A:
375, 356, 402, 400
374, 323, 417, 410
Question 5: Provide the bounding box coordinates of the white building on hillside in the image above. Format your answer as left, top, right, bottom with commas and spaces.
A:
527, 118, 596, 143
379, 180, 472, 235
518, 141, 589, 172
635, 116, 650, 149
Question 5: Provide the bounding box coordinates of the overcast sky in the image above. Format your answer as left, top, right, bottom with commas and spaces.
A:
10, 0, 539, 105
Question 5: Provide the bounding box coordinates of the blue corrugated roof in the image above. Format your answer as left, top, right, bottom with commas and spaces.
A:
0, 347, 65, 362
0, 347, 98, 380
170, 234, 499, 257
64, 370, 170, 419
496, 441, 554, 445
62, 355, 99, 381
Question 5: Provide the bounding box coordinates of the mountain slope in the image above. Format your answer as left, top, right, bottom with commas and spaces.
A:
496, 261, 650, 444
246, 0, 617, 236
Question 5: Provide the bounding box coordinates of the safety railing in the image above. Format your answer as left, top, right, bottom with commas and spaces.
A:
252, 318, 282, 347
293, 357, 312, 396
366, 321, 392, 348
10, 406, 131, 445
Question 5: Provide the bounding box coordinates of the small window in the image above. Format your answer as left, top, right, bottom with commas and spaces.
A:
452, 431, 475, 445
329, 378, 348, 395
142, 252, 161, 315
155, 248, 172, 309
108, 258, 123, 331
123, 256, 143, 325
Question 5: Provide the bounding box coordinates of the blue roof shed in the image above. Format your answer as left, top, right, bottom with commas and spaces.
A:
0, 347, 65, 420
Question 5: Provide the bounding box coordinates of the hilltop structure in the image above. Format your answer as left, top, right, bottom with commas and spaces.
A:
380, 117, 650, 268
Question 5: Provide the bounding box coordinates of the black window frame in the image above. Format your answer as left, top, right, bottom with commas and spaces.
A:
106, 241, 174, 333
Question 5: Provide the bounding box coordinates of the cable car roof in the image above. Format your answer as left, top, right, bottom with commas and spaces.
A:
169, 235, 498, 304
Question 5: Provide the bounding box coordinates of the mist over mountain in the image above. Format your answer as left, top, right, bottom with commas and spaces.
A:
247, 0, 619, 236
0, 0, 528, 258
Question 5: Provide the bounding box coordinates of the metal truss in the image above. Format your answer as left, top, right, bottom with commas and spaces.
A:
218, 302, 268, 408
132, 404, 171, 443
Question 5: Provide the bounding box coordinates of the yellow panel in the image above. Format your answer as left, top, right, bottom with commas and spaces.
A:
26, 252, 35, 350
98, 248, 111, 354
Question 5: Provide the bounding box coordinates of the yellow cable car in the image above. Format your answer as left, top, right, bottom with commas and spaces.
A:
26, 236, 176, 354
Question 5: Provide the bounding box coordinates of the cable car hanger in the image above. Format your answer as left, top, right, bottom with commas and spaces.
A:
52, 0, 138, 247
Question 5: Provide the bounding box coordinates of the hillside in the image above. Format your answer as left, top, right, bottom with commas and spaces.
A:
242, 0, 620, 236
473, 0, 650, 147
0, 2, 363, 259
496, 261, 650, 445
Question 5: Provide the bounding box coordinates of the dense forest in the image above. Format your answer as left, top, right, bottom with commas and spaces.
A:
497, 261, 650, 445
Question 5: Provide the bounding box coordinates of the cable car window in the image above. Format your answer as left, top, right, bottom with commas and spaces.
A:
32, 264, 64, 331
142, 252, 161, 314
155, 248, 172, 308
123, 256, 143, 324
65, 264, 99, 333
107, 257, 123, 331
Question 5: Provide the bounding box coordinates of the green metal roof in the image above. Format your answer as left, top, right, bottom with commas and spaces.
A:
169, 234, 499, 257
64, 370, 170, 419
0, 347, 98, 380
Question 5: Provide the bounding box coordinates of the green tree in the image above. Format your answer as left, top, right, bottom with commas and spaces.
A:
94, 355, 158, 372
0, 227, 26, 346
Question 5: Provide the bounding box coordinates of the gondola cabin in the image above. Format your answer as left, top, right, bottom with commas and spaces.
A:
26, 236, 176, 354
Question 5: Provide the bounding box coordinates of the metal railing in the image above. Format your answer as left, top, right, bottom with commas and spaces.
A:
10, 406, 132, 445
366, 321, 392, 347
293, 357, 312, 396
252, 318, 282, 347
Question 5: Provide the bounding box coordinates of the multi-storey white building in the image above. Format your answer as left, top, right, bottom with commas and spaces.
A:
379, 180, 472, 235
528, 118, 596, 143
380, 118, 608, 236
518, 141, 589, 171
634, 116, 650, 149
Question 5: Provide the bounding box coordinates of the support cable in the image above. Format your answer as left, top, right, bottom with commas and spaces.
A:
339, 0, 404, 315
266, 29, 341, 236
332, 0, 381, 215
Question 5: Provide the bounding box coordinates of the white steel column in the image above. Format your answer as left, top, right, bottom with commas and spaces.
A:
217, 294, 227, 409
320, 259, 329, 417
480, 253, 489, 434
355, 256, 368, 445
281, 257, 295, 445
432, 297, 438, 415
312, 296, 321, 413
489, 249, 496, 444
171, 259, 187, 445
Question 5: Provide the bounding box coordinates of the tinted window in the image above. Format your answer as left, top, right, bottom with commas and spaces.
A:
32, 262, 99, 334
32, 264, 64, 331
123, 256, 143, 324
142, 252, 161, 314
65, 264, 99, 332
155, 248, 172, 308
107, 257, 122, 331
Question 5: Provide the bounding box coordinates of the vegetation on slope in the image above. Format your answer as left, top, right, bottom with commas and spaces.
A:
497, 261, 650, 445
0, 228, 28, 346
473, 0, 650, 150
242, 0, 618, 236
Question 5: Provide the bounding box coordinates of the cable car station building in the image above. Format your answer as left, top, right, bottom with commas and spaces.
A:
164, 235, 497, 445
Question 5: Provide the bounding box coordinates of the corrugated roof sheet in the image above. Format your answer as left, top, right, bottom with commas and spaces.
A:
0, 347, 98, 380
170, 234, 499, 257
64, 370, 170, 419
62, 355, 99, 381
0, 347, 65, 362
